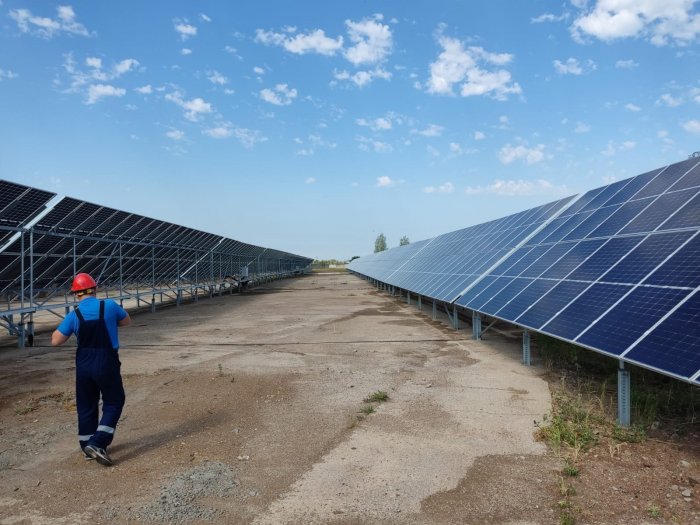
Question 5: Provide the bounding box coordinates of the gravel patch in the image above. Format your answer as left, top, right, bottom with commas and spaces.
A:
136, 461, 239, 523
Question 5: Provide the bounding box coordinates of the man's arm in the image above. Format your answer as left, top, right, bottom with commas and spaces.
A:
51, 329, 70, 346
118, 313, 131, 327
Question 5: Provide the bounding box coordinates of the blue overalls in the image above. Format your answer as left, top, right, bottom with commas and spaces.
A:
75, 300, 125, 451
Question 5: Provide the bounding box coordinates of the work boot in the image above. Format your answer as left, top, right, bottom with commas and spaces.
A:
83, 444, 113, 466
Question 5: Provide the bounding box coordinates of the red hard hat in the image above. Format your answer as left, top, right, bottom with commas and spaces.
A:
71, 273, 97, 292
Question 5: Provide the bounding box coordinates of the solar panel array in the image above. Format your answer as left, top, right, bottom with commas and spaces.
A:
348, 158, 700, 384
1, 180, 313, 307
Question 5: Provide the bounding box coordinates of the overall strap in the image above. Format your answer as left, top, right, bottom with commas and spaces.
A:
75, 307, 85, 323
99, 300, 105, 320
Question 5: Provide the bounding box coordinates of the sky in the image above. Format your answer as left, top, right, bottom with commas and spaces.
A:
1, 1, 699, 260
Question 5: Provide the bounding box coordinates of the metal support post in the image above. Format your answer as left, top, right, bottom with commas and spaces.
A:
407, 291, 411, 305
472, 311, 481, 340
453, 305, 459, 330
522, 330, 531, 366
417, 295, 422, 311
617, 361, 631, 427
151, 295, 156, 313
432, 301, 437, 320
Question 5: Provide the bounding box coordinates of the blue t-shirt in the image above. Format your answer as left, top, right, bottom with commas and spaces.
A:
57, 297, 128, 350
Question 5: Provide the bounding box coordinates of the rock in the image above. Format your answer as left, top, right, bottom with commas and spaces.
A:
688, 477, 698, 486
682, 489, 692, 498
672, 485, 679, 491
680, 460, 691, 468
237, 455, 250, 461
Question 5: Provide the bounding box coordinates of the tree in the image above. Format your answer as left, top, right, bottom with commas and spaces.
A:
348, 256, 360, 262
399, 235, 410, 246
374, 233, 387, 253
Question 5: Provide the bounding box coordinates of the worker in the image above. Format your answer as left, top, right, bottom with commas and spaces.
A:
51, 272, 131, 466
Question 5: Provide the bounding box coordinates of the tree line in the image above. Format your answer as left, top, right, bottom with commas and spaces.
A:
374, 233, 409, 253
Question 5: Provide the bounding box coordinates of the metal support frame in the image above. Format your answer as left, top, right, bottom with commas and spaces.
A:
453, 305, 459, 330
472, 311, 481, 340
618, 361, 631, 427
407, 291, 411, 305
522, 329, 531, 366
432, 300, 437, 320
417, 295, 422, 311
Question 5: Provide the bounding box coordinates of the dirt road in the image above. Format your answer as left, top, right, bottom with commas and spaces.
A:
0, 273, 561, 524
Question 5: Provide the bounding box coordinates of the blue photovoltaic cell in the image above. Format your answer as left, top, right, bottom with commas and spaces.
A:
478, 278, 533, 315
577, 286, 690, 355
540, 211, 594, 243
542, 283, 632, 340
625, 292, 700, 379
468, 276, 516, 310
519, 243, 575, 277
559, 187, 606, 217
499, 245, 553, 277
620, 189, 697, 234
659, 191, 700, 231
633, 158, 697, 199
603, 169, 662, 206
494, 278, 558, 321
668, 162, 700, 192
488, 246, 537, 276
455, 275, 499, 306
643, 233, 700, 288
601, 231, 693, 284
539, 239, 606, 279
516, 280, 591, 329
579, 180, 629, 212
563, 204, 622, 241
586, 198, 653, 238
566, 237, 641, 282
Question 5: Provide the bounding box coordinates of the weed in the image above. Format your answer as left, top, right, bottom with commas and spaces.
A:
563, 461, 579, 477
364, 391, 389, 403
359, 405, 375, 415
612, 424, 646, 443
217, 363, 223, 376
560, 512, 576, 525
647, 503, 662, 519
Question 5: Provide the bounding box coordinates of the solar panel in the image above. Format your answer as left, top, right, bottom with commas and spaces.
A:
349, 157, 700, 383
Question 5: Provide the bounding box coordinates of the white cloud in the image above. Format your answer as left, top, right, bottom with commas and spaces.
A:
165, 91, 213, 121
297, 149, 314, 156
344, 14, 393, 66
333, 67, 391, 87
181, 48, 192, 56
427, 145, 440, 157
113, 58, 139, 75
376, 175, 396, 187
200, 13, 211, 22
657, 93, 683, 107
135, 84, 153, 94
532, 13, 568, 23
571, 1, 700, 46
499, 143, 546, 164
449, 143, 463, 155
683, 120, 700, 134
203, 123, 234, 138
232, 127, 267, 148
86, 57, 102, 69
86, 84, 125, 105
426, 33, 521, 100
253, 66, 265, 75
174, 20, 197, 40
465, 179, 566, 197
358, 136, 392, 153
10, 5, 91, 38
554, 57, 597, 75
412, 124, 444, 137
0, 68, 18, 81
166, 129, 185, 141
357, 116, 392, 131
305, 177, 317, 184
474, 131, 486, 140
625, 103, 641, 111
207, 70, 228, 85
601, 140, 637, 156
615, 59, 639, 69
574, 121, 591, 133
260, 83, 298, 105
255, 28, 343, 56
424, 182, 454, 194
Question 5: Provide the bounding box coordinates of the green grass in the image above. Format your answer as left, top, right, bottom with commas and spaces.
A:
364, 390, 389, 403
359, 405, 375, 415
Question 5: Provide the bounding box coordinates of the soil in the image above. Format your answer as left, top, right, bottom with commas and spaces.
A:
0, 273, 698, 524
